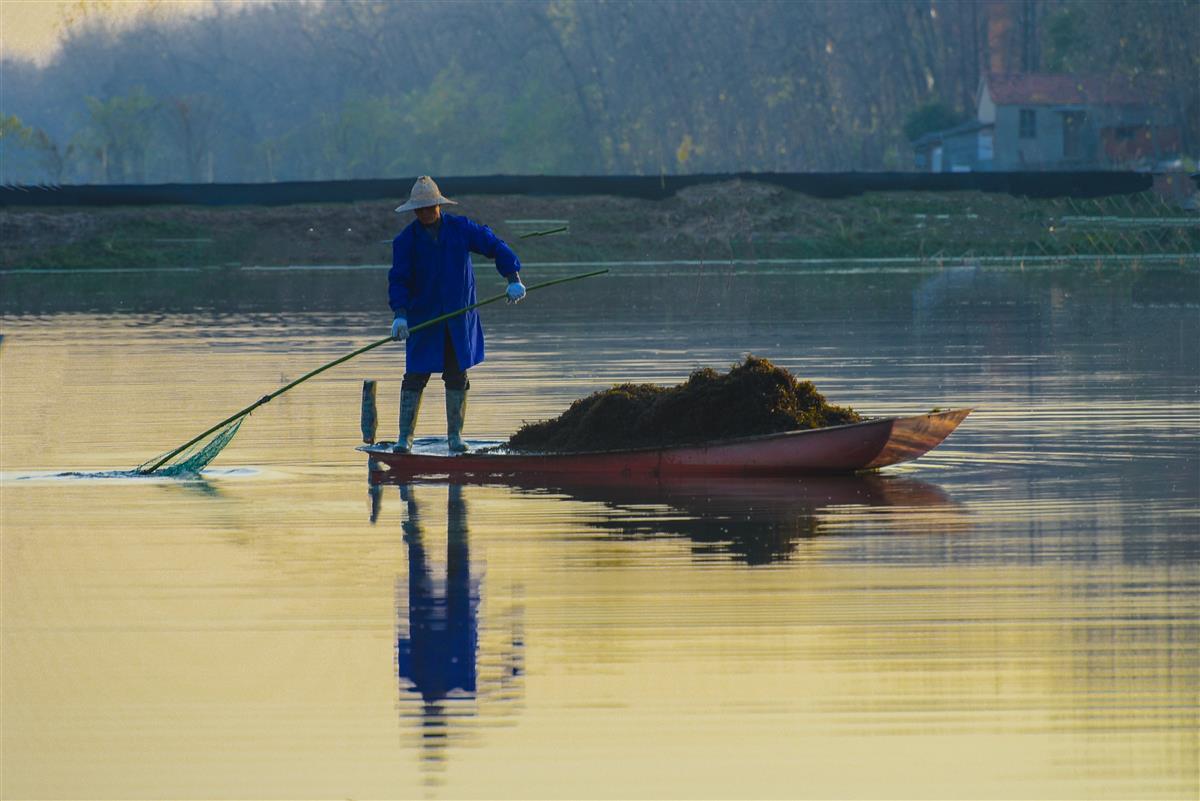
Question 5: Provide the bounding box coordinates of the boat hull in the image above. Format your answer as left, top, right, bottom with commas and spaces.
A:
360, 409, 971, 478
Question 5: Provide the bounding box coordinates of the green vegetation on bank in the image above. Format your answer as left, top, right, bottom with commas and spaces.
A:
1, 183, 1196, 271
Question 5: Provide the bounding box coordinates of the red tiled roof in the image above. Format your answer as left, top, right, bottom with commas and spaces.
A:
984, 73, 1157, 106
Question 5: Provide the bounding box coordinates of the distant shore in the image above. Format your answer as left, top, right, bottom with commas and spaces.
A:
2, 181, 1196, 271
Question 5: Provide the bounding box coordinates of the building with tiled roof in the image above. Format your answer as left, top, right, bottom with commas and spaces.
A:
981, 73, 1154, 107
913, 73, 1181, 172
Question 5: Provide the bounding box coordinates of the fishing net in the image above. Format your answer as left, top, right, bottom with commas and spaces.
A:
136, 416, 245, 477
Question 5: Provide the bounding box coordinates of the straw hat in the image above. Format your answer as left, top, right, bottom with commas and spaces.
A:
394, 175, 458, 212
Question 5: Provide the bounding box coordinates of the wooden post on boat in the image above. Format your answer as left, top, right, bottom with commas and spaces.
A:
361, 380, 382, 477
361, 380, 378, 444
362, 380, 384, 518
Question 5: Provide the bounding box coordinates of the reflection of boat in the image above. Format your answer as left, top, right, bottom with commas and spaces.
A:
361, 409, 971, 478
374, 472, 967, 565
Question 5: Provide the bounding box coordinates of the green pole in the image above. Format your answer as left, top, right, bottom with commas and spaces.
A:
138, 268, 608, 474
518, 225, 568, 238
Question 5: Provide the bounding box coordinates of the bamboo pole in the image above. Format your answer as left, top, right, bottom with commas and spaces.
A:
138, 268, 609, 474
518, 225, 568, 238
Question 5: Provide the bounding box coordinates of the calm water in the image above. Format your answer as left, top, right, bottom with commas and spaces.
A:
2, 260, 1198, 799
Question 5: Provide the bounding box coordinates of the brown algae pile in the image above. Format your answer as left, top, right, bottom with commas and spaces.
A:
508, 356, 861, 453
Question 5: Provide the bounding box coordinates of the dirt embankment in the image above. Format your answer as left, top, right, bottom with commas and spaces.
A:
2, 180, 1194, 270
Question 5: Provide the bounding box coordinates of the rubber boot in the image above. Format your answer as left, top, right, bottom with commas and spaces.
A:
393, 388, 423, 453
446, 388, 469, 453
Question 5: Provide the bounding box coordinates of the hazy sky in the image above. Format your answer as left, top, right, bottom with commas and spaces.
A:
1, 0, 213, 64
1, 1, 73, 62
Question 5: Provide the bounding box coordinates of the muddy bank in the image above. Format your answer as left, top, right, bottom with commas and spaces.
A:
3, 181, 1195, 270
507, 356, 861, 453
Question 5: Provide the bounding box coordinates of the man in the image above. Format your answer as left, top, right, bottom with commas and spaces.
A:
388, 176, 525, 453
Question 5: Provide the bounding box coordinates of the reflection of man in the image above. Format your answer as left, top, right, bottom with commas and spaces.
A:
389, 482, 525, 778
396, 483, 478, 702
388, 176, 526, 454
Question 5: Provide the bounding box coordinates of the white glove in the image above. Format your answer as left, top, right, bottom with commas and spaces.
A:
391, 316, 409, 340
505, 280, 526, 304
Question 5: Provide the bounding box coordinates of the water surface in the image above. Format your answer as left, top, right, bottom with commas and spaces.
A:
2, 260, 1197, 799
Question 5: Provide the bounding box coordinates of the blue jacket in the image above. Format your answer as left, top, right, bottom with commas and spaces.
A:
388, 213, 520, 373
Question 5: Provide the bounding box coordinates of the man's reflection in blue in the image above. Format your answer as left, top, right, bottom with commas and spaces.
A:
393, 482, 485, 781
381, 478, 524, 782
397, 482, 478, 703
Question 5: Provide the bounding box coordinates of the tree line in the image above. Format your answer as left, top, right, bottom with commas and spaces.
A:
1, 0, 1195, 185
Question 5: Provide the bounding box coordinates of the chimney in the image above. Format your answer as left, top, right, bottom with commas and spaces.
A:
987, 0, 1039, 73
986, 0, 1018, 74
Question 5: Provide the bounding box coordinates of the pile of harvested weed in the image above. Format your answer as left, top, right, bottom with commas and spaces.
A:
508, 356, 861, 453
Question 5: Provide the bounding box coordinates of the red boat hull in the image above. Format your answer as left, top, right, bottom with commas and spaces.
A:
361, 409, 971, 478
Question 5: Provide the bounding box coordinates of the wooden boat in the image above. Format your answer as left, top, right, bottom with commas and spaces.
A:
360, 408, 971, 478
